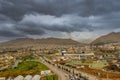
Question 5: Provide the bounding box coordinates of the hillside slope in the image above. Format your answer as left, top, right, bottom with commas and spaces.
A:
0, 38, 82, 48
91, 32, 120, 45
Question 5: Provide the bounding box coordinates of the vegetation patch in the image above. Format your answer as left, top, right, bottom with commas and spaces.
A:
66, 60, 108, 69
41, 75, 58, 80
0, 61, 49, 77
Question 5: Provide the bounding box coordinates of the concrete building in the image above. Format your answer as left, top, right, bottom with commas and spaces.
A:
24, 75, 32, 80
32, 75, 41, 80
14, 75, 24, 80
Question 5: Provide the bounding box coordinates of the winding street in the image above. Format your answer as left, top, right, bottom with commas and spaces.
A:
44, 62, 68, 80
40, 57, 69, 80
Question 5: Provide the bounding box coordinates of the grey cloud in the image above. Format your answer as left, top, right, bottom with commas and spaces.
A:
0, 30, 24, 37
0, 0, 120, 21
0, 21, 25, 37
15, 23, 45, 35
20, 14, 94, 32
0, 14, 10, 21
88, 12, 120, 30
0, 0, 120, 41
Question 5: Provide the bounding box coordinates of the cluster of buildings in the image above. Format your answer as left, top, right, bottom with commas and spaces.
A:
0, 47, 36, 71
94, 42, 120, 51
0, 42, 120, 79
0, 54, 14, 71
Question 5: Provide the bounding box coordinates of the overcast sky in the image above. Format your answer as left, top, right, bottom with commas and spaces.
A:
0, 0, 120, 43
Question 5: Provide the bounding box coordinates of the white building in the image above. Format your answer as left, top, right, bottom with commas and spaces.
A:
32, 75, 41, 80
24, 75, 32, 80
14, 75, 24, 80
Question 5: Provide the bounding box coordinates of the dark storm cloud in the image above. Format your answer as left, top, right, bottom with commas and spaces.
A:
15, 23, 45, 35
0, 21, 25, 37
19, 14, 94, 32
0, 30, 24, 37
0, 14, 10, 21
1, 0, 120, 20
0, 0, 120, 40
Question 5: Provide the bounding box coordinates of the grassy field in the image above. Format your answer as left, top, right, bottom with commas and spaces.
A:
0, 61, 49, 77
66, 60, 108, 69
90, 60, 108, 69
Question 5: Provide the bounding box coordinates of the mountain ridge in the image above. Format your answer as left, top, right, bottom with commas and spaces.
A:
0, 37, 83, 48
91, 32, 120, 45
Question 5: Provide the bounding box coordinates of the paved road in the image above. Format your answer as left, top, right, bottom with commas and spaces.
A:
39, 57, 69, 80
43, 61, 69, 80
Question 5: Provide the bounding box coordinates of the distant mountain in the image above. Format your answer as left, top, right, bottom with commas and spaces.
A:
0, 38, 82, 48
91, 32, 120, 45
